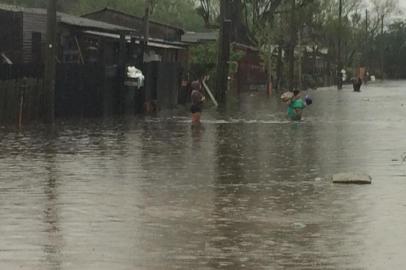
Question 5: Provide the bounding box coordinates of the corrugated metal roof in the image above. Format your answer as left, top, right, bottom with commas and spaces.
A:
60, 13, 134, 32
83, 8, 185, 34
0, 4, 134, 33
182, 31, 218, 43
84, 30, 186, 50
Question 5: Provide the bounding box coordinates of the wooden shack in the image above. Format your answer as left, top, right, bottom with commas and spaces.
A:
82, 8, 187, 63
0, 4, 189, 114
0, 4, 135, 65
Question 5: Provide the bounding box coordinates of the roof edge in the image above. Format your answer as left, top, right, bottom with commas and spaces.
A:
82, 7, 185, 34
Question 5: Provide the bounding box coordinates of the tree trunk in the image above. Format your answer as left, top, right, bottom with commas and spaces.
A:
337, 0, 343, 89
288, 0, 296, 91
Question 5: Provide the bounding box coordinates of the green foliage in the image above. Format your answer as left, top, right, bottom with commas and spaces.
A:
4, 0, 405, 80
375, 20, 406, 78
188, 41, 246, 78
189, 42, 217, 75
1, 0, 205, 31
0, 0, 47, 8
151, 0, 206, 31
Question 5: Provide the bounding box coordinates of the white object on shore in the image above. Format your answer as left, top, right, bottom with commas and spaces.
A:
332, 173, 372, 184
125, 66, 144, 88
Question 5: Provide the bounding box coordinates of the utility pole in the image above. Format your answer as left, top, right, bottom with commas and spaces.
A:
135, 0, 151, 114
380, 15, 384, 80
337, 0, 343, 90
44, 0, 57, 123
215, 0, 231, 104
288, 0, 296, 91
140, 0, 151, 67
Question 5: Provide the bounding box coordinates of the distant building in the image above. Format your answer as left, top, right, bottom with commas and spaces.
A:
182, 31, 267, 93
233, 43, 267, 93
0, 4, 189, 112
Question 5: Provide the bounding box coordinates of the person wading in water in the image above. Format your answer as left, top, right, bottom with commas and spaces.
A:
190, 81, 205, 125
282, 90, 310, 121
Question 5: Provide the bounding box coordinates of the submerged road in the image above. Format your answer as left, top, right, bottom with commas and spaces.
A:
1, 81, 406, 269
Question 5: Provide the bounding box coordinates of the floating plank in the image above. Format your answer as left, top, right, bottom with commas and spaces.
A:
332, 173, 372, 184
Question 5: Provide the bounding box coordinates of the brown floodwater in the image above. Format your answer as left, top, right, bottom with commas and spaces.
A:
1, 81, 406, 270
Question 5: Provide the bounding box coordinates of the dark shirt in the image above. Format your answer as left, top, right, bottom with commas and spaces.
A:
191, 90, 203, 106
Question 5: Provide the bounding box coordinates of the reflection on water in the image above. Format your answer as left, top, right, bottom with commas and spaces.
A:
1, 82, 406, 269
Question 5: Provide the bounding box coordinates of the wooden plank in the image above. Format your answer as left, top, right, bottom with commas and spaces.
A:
202, 80, 218, 107
22, 12, 47, 63
332, 173, 372, 184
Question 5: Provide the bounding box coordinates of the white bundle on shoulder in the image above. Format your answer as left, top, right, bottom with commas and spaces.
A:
280, 92, 293, 103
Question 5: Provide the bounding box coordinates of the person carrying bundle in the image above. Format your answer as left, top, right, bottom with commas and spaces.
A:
281, 90, 312, 121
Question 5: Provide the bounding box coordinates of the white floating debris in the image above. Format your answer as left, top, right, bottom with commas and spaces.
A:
332, 173, 372, 184
292, 222, 306, 229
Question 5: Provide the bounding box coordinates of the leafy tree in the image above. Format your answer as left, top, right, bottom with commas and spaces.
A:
0, 0, 205, 31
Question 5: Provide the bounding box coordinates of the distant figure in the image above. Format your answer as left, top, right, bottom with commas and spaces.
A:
364, 71, 369, 85
286, 90, 306, 121
190, 81, 205, 124
337, 73, 343, 90
353, 77, 362, 92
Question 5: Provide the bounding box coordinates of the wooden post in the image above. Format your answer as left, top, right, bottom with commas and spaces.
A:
18, 78, 27, 129
74, 36, 84, 64
44, 0, 57, 123
118, 33, 126, 67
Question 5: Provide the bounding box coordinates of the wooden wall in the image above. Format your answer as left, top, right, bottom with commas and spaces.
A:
22, 12, 47, 63
84, 10, 183, 41
0, 10, 23, 63
0, 78, 43, 125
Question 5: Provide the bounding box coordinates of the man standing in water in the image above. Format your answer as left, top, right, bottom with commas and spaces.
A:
190, 81, 205, 124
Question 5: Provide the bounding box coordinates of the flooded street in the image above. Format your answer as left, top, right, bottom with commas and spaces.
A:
1, 81, 406, 270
